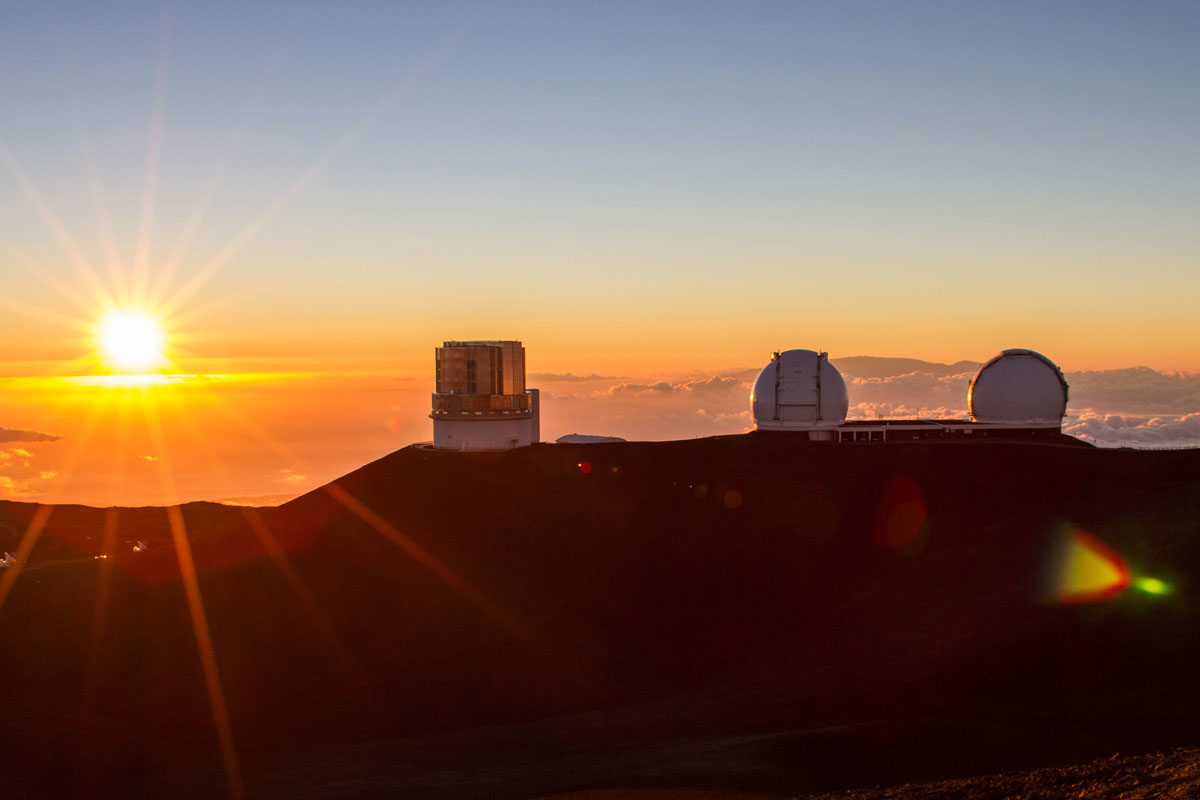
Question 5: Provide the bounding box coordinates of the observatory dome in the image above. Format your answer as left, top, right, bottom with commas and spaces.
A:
968, 349, 1068, 426
752, 350, 849, 431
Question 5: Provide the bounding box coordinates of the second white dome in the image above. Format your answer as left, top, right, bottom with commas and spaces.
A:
968, 349, 1069, 425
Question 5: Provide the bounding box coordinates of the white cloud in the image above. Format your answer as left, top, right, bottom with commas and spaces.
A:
279, 469, 308, 484
609, 381, 676, 395
845, 370, 975, 418
543, 371, 753, 441
536, 361, 1200, 449
849, 402, 964, 420
1065, 412, 1200, 448
696, 408, 753, 424
0, 443, 64, 499
0, 475, 37, 499
683, 375, 746, 394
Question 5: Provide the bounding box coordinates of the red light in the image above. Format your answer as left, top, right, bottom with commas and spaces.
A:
578, 461, 592, 474
872, 476, 928, 554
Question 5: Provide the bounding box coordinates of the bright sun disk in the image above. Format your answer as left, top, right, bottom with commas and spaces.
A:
98, 310, 167, 372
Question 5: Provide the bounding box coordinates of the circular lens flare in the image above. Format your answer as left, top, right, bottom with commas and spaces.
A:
98, 310, 166, 372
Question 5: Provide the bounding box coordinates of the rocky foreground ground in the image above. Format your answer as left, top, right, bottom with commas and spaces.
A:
2, 434, 1198, 797
542, 747, 1200, 799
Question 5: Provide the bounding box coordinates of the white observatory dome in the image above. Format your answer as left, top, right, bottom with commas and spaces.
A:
968, 349, 1068, 426
752, 350, 849, 431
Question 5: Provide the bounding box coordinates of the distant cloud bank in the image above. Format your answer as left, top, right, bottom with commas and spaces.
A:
528, 373, 623, 382
1067, 368, 1200, 415
1064, 368, 1200, 448
0, 427, 61, 443
1065, 412, 1200, 449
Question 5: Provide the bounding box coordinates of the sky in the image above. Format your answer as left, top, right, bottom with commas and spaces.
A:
1, 1, 1198, 505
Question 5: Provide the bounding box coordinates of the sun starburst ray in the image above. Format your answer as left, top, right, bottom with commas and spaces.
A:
193, 380, 314, 471
82, 506, 122, 705
0, 293, 92, 334
320, 483, 543, 648
157, 31, 458, 321
166, 505, 245, 800
156, 387, 356, 673
131, 3, 173, 308
0, 392, 110, 613
84, 396, 132, 693
167, 279, 273, 333
0, 138, 115, 310
148, 62, 277, 311
177, 383, 563, 672
0, 505, 55, 615
2, 241, 109, 327
142, 397, 244, 800
68, 95, 130, 306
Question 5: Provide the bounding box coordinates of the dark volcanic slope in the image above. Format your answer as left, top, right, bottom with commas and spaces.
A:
1, 434, 1198, 798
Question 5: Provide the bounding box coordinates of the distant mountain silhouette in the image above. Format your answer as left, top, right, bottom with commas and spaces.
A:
832, 356, 981, 379
216, 493, 300, 507
1, 433, 1197, 798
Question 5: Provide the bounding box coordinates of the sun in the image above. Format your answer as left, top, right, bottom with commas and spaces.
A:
97, 310, 168, 372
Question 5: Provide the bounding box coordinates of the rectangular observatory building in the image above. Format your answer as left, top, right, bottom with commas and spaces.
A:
431, 340, 540, 450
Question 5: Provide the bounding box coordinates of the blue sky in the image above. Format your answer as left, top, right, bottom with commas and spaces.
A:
1, 0, 1198, 371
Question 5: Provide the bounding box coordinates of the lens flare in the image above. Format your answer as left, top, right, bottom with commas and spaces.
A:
1134, 576, 1173, 596
872, 475, 929, 556
1053, 528, 1130, 604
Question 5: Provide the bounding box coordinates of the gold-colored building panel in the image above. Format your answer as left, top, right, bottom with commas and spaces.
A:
434, 341, 525, 396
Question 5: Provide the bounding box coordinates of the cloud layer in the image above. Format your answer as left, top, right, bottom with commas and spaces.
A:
1067, 368, 1200, 415
541, 372, 755, 442
528, 373, 623, 383
538, 359, 1200, 449
1065, 412, 1200, 449
0, 446, 58, 500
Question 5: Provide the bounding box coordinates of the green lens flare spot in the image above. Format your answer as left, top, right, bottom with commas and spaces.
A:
1134, 577, 1172, 596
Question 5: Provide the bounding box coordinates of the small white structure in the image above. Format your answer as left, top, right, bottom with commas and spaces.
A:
556, 434, 627, 444
751, 349, 849, 438
431, 340, 540, 450
968, 349, 1069, 427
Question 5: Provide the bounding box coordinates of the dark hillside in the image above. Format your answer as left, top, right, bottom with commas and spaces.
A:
1, 434, 1198, 797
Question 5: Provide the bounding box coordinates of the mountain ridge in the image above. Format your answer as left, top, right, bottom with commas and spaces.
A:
0, 433, 1197, 797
